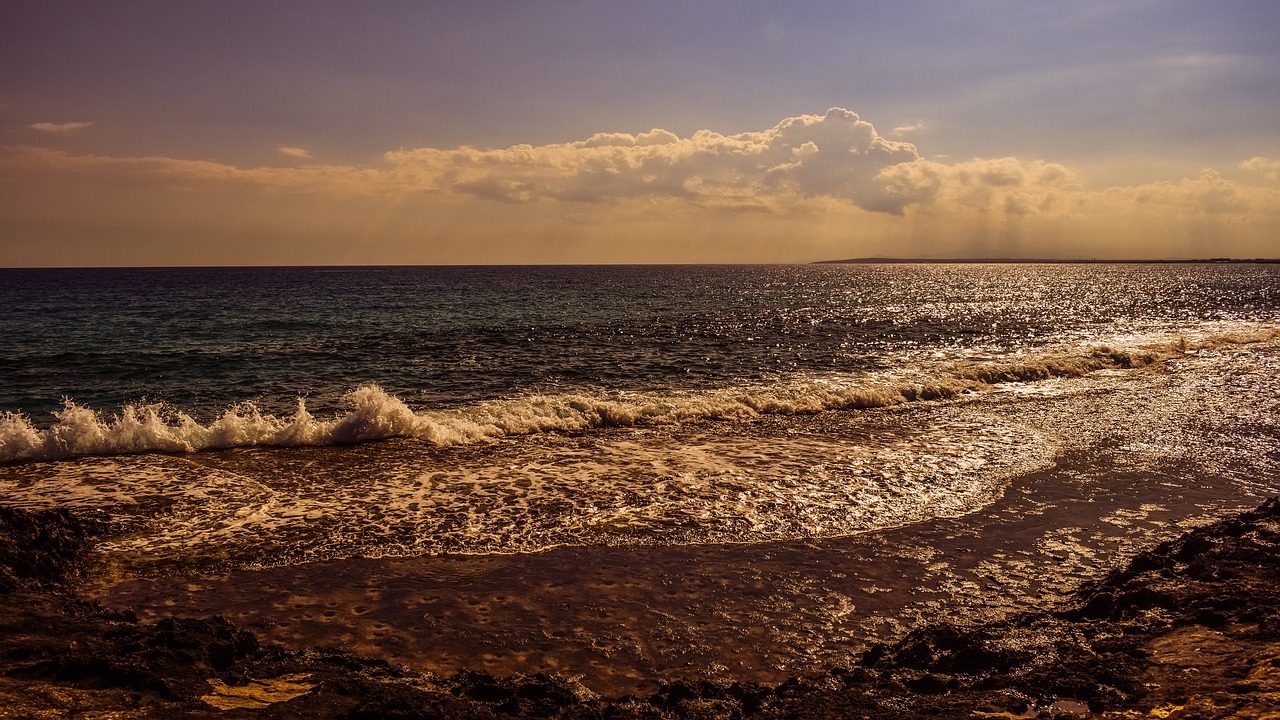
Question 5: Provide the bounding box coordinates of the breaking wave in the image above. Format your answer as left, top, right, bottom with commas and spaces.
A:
1, 330, 1274, 464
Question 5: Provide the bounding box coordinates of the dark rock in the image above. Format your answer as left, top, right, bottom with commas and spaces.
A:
903, 671, 952, 693
0, 506, 107, 592
454, 670, 517, 704
867, 622, 1024, 676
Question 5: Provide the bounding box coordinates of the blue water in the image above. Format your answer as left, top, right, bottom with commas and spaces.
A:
3, 263, 1276, 423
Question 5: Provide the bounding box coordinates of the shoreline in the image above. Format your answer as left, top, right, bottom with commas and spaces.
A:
5, 258, 1279, 272
91, 443, 1259, 696
4, 496, 1280, 717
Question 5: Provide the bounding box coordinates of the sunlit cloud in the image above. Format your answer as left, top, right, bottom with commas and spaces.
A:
1241, 156, 1280, 182
277, 146, 312, 159
878, 157, 1089, 217
890, 121, 927, 137
384, 108, 923, 213
1101, 169, 1280, 216
878, 156, 1280, 222
6, 108, 930, 214
3, 108, 1278, 264
0, 147, 390, 195
29, 121, 93, 134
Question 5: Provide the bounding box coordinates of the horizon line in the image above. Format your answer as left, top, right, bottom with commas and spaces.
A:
2, 258, 1280, 271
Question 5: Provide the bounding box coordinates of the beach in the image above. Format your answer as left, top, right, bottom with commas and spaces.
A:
5, 489, 1280, 717
2, 264, 1279, 715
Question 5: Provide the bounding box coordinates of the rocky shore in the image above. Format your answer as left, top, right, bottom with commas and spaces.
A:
3, 498, 1280, 719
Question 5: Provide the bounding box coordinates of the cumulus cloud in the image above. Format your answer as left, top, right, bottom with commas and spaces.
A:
5, 109, 1278, 231
29, 121, 93, 134
4, 109, 927, 213
1241, 156, 1280, 181
874, 156, 1280, 225
383, 107, 923, 213
1103, 169, 1280, 216
878, 157, 1088, 217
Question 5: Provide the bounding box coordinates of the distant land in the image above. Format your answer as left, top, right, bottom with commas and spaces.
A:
814, 257, 1280, 264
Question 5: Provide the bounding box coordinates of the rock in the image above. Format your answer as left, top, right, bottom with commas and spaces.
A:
0, 506, 107, 592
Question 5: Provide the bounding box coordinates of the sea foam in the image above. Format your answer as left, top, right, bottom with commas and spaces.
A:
0, 329, 1273, 464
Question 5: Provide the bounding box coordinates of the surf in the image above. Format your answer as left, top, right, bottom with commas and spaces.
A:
3, 326, 1274, 465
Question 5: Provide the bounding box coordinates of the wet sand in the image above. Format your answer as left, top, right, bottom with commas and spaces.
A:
94, 442, 1267, 696
11, 496, 1280, 718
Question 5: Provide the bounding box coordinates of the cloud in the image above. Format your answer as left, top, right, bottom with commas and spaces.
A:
4, 109, 925, 213
1241, 156, 1280, 181
4, 109, 1278, 235
0, 147, 406, 207
383, 107, 923, 213
29, 121, 93, 134
878, 157, 1088, 217
1102, 169, 1280, 216
877, 155, 1280, 225
890, 121, 927, 137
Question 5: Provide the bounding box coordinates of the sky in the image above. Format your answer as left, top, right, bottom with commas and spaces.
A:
1, 0, 1278, 265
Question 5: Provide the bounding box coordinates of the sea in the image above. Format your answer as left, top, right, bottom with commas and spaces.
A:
2, 263, 1278, 688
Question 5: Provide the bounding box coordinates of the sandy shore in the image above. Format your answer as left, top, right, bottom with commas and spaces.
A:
92, 441, 1266, 696
5, 494, 1280, 718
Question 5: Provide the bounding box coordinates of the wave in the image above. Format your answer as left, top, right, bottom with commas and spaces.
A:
1, 329, 1275, 464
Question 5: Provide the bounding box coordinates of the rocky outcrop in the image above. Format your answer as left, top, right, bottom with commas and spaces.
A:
0, 505, 107, 592
3, 498, 1279, 718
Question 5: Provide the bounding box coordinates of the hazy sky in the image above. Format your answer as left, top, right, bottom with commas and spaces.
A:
2, 0, 1277, 265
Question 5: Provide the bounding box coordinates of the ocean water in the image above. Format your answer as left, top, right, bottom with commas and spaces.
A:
5, 262, 1280, 688
2, 263, 1279, 572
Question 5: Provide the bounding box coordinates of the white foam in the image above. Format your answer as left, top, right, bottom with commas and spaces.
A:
1, 325, 1275, 464
23, 413, 1057, 565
